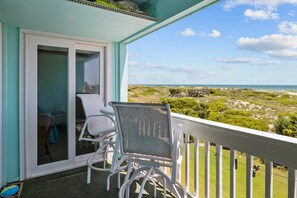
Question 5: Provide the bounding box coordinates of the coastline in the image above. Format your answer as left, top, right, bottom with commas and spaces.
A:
129, 84, 297, 92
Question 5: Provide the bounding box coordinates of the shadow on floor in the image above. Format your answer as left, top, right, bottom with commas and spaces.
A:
21, 166, 174, 198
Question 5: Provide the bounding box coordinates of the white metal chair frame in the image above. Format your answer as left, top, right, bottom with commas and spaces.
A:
110, 102, 185, 198
77, 94, 117, 184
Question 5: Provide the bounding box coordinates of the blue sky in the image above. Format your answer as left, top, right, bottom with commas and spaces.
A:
128, 0, 297, 85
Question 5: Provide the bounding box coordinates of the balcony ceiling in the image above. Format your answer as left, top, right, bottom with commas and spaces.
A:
0, 0, 156, 42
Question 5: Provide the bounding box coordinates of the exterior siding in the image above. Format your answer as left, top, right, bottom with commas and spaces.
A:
2, 24, 20, 184
112, 42, 128, 102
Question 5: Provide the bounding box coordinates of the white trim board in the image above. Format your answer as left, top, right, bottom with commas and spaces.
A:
0, 20, 3, 187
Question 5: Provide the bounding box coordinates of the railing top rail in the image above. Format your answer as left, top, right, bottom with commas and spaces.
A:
171, 112, 297, 169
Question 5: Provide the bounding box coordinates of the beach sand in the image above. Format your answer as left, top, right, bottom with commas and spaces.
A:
287, 92, 297, 96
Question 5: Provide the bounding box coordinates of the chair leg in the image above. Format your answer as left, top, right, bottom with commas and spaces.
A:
137, 167, 154, 198
163, 178, 167, 198
117, 172, 121, 189
87, 166, 91, 184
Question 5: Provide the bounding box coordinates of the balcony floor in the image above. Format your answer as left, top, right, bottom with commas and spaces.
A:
21, 165, 174, 198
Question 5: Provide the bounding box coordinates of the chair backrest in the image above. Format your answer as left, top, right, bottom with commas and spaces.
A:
38, 114, 55, 145
77, 94, 108, 136
110, 102, 173, 160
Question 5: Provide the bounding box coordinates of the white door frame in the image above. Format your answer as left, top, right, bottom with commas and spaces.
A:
19, 30, 112, 179
0, 21, 3, 187
26, 34, 76, 178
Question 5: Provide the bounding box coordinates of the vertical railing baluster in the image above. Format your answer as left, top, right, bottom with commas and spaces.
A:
288, 168, 297, 198
216, 145, 223, 198
246, 154, 253, 198
265, 161, 273, 198
205, 141, 210, 198
185, 134, 190, 192
194, 137, 199, 197
230, 149, 236, 198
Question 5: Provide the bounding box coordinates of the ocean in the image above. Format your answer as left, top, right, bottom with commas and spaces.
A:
131, 84, 297, 91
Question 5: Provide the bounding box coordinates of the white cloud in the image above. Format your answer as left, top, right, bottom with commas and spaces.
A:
180, 28, 196, 37
224, 0, 297, 21
215, 57, 280, 66
218, 65, 235, 70
201, 29, 221, 38
278, 21, 297, 34
237, 34, 297, 59
244, 9, 278, 20
128, 61, 139, 66
223, 0, 297, 10
128, 61, 215, 78
209, 29, 221, 38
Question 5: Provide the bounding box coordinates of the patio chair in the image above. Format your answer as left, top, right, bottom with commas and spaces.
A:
110, 102, 185, 198
77, 94, 116, 184
38, 114, 55, 162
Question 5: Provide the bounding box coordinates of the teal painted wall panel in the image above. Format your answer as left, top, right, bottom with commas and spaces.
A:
2, 24, 20, 184
156, 0, 203, 22
112, 42, 128, 102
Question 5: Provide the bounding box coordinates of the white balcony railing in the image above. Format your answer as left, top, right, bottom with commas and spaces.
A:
171, 113, 297, 198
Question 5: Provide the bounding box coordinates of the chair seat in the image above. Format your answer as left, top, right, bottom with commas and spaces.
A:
92, 126, 115, 136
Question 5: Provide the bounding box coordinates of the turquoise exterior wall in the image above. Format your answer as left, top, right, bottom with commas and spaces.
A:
155, 0, 203, 21
112, 42, 128, 102
2, 24, 20, 184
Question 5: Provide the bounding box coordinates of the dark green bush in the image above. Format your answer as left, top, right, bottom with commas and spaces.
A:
162, 98, 209, 119
275, 114, 297, 137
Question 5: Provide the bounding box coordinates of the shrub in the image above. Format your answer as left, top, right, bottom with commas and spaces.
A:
275, 114, 297, 137
162, 98, 209, 119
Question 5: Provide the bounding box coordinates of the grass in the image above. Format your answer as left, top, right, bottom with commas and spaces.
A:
180, 144, 288, 198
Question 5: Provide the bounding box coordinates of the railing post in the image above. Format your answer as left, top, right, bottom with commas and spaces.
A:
288, 168, 297, 198
246, 154, 253, 198
230, 149, 236, 198
205, 141, 210, 198
265, 161, 273, 198
185, 134, 190, 192
216, 145, 223, 198
194, 137, 199, 197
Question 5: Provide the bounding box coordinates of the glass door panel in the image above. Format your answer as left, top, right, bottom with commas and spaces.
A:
37, 45, 69, 165
75, 49, 103, 156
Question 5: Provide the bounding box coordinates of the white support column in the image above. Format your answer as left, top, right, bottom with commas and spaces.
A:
265, 161, 273, 198
216, 145, 223, 198
185, 134, 190, 191
288, 168, 297, 198
246, 154, 253, 198
194, 137, 199, 197
205, 141, 210, 198
230, 149, 236, 198
0, 21, 2, 188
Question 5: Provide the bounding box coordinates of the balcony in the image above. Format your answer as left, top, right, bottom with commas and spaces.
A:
20, 113, 297, 197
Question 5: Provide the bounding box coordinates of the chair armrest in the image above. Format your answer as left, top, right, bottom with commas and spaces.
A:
78, 114, 115, 141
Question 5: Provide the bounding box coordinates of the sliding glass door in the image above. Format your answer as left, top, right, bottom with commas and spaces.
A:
26, 35, 106, 178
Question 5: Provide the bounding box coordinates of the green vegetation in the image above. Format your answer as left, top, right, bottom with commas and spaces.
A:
275, 114, 297, 137
129, 85, 297, 132
95, 0, 118, 9
207, 99, 268, 131
162, 98, 209, 119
